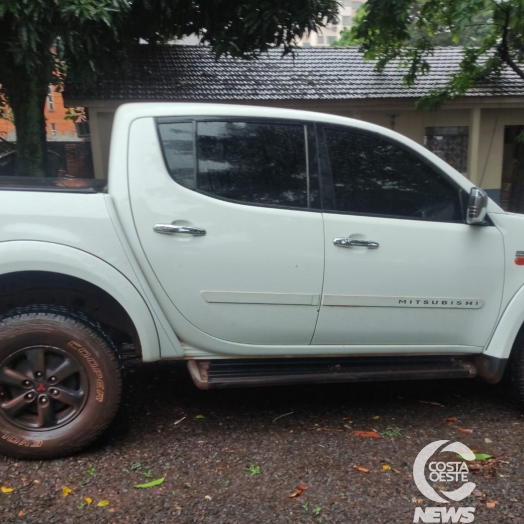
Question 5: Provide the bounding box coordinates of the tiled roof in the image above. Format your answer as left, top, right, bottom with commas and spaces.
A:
65, 45, 524, 101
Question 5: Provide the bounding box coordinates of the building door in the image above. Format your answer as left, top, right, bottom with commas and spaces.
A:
501, 125, 524, 212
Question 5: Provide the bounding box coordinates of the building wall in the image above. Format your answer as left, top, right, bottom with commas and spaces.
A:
301, 0, 365, 46
0, 86, 79, 142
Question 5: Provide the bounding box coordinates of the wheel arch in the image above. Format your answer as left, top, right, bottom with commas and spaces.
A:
0, 241, 161, 361
484, 283, 524, 362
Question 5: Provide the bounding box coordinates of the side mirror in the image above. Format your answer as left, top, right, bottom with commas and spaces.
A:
467, 187, 488, 225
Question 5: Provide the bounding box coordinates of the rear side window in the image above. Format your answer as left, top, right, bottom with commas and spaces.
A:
157, 120, 310, 209
158, 122, 195, 189
323, 126, 463, 222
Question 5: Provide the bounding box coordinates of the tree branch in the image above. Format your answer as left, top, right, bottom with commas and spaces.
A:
498, 7, 524, 81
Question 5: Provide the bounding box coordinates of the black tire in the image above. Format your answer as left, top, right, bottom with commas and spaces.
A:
0, 306, 122, 459
508, 329, 524, 404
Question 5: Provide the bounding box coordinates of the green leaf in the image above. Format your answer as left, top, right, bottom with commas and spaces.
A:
134, 477, 165, 489
457, 453, 493, 461
196, 415, 205, 419
473, 453, 493, 460
97, 499, 110, 507
86, 467, 96, 476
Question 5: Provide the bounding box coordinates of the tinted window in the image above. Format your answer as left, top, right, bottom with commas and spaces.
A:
324, 127, 462, 221
158, 122, 195, 189
158, 120, 309, 209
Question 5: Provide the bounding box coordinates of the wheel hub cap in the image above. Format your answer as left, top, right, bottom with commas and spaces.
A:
0, 345, 88, 431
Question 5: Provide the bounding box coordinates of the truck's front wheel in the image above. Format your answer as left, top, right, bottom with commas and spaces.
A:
0, 307, 122, 458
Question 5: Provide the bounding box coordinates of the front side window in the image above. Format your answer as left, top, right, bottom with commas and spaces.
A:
158, 120, 310, 209
323, 126, 463, 222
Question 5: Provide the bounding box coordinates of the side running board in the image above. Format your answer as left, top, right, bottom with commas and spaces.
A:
187, 356, 477, 390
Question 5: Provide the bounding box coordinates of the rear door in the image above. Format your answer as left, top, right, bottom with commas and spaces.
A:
128, 116, 324, 345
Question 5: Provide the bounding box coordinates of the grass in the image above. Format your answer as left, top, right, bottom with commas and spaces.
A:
244, 465, 261, 476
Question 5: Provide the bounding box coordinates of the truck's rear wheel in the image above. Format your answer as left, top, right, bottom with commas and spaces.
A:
0, 307, 122, 458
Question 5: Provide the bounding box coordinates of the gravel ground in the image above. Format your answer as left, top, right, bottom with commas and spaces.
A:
0, 362, 523, 523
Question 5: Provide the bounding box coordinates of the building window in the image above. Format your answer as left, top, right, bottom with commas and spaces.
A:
424, 126, 469, 174
47, 86, 55, 112
317, 35, 325, 44
327, 36, 337, 44
50, 123, 57, 137
342, 16, 351, 26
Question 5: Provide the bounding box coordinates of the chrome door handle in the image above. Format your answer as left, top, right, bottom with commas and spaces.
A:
333, 238, 379, 249
153, 224, 206, 236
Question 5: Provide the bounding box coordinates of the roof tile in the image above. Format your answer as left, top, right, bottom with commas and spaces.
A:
65, 45, 524, 101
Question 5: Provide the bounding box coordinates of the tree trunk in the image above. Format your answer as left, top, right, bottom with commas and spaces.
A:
4, 67, 49, 177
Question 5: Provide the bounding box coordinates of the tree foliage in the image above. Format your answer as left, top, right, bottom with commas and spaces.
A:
0, 0, 339, 176
348, 0, 524, 109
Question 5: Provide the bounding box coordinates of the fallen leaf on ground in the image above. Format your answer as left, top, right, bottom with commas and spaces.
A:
196, 415, 205, 419
1, 487, 14, 494
134, 477, 165, 489
353, 465, 370, 473
444, 417, 456, 423
85, 497, 93, 506
468, 464, 481, 471
97, 500, 110, 507
174, 504, 182, 510
474, 453, 493, 460
382, 465, 391, 471
485, 438, 493, 444
354, 431, 381, 438
458, 452, 493, 461
62, 487, 72, 497
458, 427, 474, 434
419, 400, 445, 407
486, 500, 499, 509
204, 495, 212, 500
288, 485, 307, 498
372, 416, 380, 420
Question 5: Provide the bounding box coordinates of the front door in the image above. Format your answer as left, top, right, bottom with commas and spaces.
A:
128, 116, 324, 345
312, 124, 505, 349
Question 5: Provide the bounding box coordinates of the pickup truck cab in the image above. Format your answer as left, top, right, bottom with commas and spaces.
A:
0, 103, 522, 458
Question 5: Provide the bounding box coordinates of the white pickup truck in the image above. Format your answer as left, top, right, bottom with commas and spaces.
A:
0, 102, 523, 458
